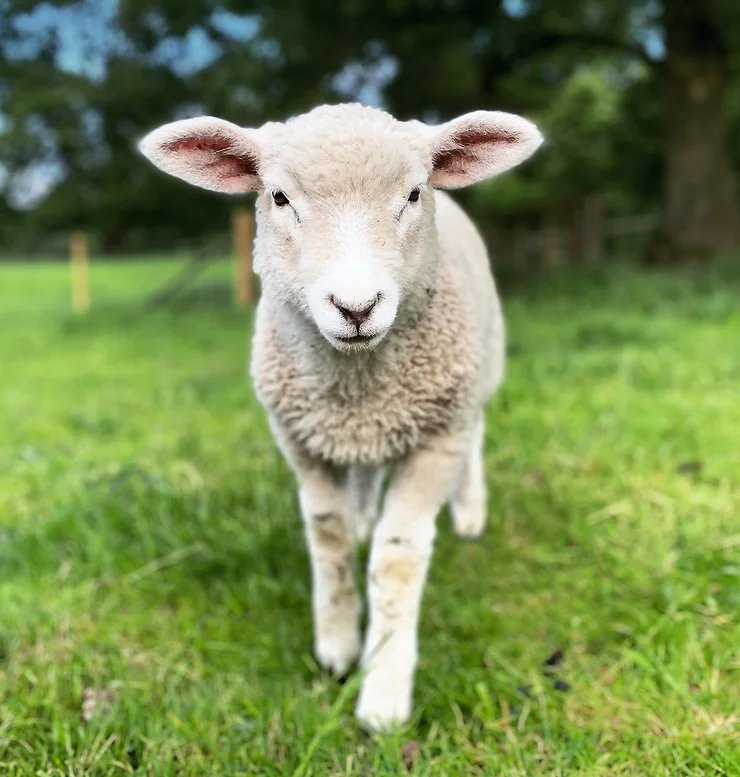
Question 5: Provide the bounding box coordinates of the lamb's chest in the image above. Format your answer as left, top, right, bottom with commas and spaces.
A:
252, 345, 470, 467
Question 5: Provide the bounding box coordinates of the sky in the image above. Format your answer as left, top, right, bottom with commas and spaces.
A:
10, 1, 259, 79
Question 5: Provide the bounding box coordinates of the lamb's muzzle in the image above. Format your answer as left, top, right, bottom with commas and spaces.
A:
330, 294, 379, 329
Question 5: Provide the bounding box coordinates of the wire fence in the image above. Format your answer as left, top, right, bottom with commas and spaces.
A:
0, 207, 659, 316
482, 213, 658, 268
0, 207, 256, 316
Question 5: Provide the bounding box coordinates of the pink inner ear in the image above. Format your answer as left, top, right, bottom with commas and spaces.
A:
163, 135, 234, 154
433, 128, 519, 174
163, 134, 258, 179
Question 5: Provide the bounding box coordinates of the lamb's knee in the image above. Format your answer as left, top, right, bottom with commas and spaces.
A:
369, 537, 431, 618
309, 511, 351, 552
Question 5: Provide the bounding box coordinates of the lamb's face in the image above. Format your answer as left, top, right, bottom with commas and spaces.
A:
137, 104, 543, 352
252, 110, 436, 351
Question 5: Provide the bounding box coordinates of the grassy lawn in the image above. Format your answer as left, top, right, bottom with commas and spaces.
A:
1, 257, 739, 776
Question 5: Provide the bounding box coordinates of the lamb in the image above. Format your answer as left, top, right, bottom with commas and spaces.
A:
137, 103, 543, 731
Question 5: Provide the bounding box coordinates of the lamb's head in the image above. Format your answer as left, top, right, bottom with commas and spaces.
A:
138, 104, 542, 351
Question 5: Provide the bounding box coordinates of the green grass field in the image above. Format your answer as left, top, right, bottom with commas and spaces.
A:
1, 258, 739, 776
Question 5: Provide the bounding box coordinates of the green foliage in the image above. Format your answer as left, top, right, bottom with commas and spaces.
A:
1, 258, 740, 774
469, 64, 627, 216
539, 67, 621, 193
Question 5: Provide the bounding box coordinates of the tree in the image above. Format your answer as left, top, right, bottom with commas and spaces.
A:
656, 0, 740, 261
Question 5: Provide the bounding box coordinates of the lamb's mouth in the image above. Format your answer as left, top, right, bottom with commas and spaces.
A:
327, 329, 389, 350
336, 334, 375, 344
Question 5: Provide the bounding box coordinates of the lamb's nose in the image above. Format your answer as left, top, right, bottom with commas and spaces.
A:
331, 295, 379, 328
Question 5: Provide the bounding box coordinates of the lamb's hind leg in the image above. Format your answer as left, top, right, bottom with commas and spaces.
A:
449, 415, 487, 540
346, 466, 385, 542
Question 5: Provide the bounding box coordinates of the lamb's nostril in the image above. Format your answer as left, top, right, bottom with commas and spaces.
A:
331, 295, 379, 328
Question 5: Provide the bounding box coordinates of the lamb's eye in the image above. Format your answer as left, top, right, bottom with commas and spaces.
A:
407, 187, 421, 203
272, 190, 290, 206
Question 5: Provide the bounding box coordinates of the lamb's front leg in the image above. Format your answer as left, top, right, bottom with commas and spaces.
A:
270, 422, 360, 676
299, 476, 361, 676
356, 428, 472, 730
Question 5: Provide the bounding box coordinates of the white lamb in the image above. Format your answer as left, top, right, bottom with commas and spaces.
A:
138, 103, 543, 730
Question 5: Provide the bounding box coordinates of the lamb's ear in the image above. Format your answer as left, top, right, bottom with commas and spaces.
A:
428, 111, 543, 189
137, 116, 261, 193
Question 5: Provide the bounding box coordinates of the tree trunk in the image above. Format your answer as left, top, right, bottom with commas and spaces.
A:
654, 1, 739, 263
581, 194, 605, 263
566, 199, 583, 263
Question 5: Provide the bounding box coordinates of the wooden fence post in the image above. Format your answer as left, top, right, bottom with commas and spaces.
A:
69, 232, 90, 313
232, 207, 255, 306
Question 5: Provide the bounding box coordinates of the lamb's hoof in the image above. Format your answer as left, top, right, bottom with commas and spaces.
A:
451, 500, 487, 540
355, 675, 412, 732
315, 623, 361, 678
456, 526, 485, 542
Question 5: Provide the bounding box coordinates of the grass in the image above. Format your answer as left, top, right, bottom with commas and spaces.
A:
1, 257, 740, 776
